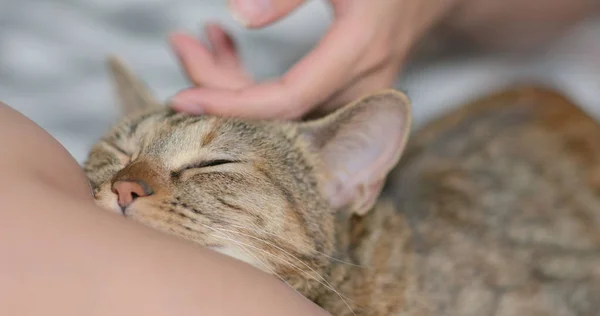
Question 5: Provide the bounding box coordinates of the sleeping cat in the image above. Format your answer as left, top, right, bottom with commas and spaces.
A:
84, 57, 600, 315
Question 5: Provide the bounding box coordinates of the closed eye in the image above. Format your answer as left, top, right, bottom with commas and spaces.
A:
185, 159, 236, 169
171, 159, 238, 177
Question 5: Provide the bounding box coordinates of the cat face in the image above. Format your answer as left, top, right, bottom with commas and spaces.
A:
84, 57, 412, 297
86, 109, 335, 280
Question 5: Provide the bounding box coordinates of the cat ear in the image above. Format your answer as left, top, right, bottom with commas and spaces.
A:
298, 89, 412, 216
106, 55, 162, 116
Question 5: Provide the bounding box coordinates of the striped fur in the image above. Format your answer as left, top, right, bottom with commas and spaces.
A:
84, 58, 600, 315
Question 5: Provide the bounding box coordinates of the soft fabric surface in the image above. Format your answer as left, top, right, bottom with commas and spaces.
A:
1, 1, 599, 162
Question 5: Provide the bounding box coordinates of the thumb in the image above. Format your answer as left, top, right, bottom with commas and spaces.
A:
228, 0, 307, 28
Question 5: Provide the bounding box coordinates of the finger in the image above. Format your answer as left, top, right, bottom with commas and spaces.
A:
278, 16, 370, 105
170, 81, 302, 119
204, 23, 240, 68
169, 32, 251, 89
169, 32, 217, 86
228, 0, 307, 28
171, 14, 371, 119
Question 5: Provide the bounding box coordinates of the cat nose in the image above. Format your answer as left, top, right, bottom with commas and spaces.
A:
112, 180, 153, 211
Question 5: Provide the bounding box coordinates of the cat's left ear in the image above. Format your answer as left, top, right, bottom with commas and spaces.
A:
106, 55, 163, 116
298, 89, 412, 216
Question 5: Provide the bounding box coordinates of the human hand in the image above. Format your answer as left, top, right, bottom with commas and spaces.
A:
169, 0, 460, 119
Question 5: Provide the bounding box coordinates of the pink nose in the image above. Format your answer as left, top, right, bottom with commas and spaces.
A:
112, 180, 153, 211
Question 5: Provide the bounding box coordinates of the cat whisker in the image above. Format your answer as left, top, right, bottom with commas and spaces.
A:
204, 224, 359, 314
193, 224, 309, 306
174, 207, 358, 314
197, 223, 328, 290
171, 204, 363, 269
226, 223, 368, 268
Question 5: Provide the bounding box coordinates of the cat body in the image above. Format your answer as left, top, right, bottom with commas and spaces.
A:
84, 58, 600, 315
330, 87, 600, 315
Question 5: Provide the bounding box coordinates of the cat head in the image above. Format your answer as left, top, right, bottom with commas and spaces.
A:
84, 56, 412, 297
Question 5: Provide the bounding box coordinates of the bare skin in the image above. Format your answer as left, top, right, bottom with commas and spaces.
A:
169, 0, 600, 119
0, 102, 330, 316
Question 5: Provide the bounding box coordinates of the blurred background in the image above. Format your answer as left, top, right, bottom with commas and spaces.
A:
1, 0, 599, 162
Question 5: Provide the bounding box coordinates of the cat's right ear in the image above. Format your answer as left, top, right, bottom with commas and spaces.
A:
298, 89, 412, 216
106, 55, 162, 116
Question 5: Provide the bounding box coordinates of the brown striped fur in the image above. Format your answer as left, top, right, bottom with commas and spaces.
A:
84, 58, 600, 315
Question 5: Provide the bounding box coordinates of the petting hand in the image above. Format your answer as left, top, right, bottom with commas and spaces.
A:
168, 0, 460, 119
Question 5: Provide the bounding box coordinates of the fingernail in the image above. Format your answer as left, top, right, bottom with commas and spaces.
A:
228, 0, 272, 27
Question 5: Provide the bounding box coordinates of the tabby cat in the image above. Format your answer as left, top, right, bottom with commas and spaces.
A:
84, 57, 600, 315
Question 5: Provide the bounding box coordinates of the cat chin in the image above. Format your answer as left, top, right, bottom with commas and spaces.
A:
94, 196, 122, 215
210, 245, 273, 274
